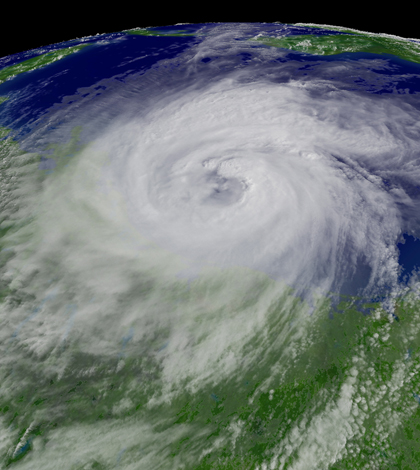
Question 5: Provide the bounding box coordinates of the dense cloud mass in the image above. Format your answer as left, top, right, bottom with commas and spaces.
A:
59, 27, 420, 304
101, 75, 410, 298
2, 23, 420, 470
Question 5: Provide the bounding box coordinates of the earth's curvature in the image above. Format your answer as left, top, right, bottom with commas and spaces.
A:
1, 22, 420, 469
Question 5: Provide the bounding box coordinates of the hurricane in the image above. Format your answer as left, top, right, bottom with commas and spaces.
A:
1, 22, 420, 470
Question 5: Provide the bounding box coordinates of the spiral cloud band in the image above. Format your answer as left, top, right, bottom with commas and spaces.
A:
4, 27, 419, 386
100, 73, 405, 299
2, 23, 420, 469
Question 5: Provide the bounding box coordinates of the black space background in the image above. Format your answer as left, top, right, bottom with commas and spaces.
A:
0, 11, 417, 60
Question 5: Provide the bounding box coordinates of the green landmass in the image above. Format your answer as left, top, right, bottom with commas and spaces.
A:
1, 270, 420, 468
0, 127, 10, 139
0, 97, 8, 106
254, 33, 420, 64
39, 126, 87, 175
0, 125, 85, 266
0, 45, 88, 86
293, 23, 367, 35
1, 128, 420, 468
125, 28, 195, 37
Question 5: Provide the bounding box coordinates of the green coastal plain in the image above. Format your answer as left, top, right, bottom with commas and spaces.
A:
1, 276, 420, 468
1, 123, 420, 468
254, 28, 420, 65
0, 45, 88, 86
126, 28, 195, 37
2, 25, 420, 469
125, 24, 420, 65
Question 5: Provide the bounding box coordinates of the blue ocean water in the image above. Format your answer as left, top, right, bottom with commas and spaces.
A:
0, 34, 196, 137
1, 22, 419, 303
1, 23, 419, 143
2, 23, 420, 470
398, 234, 420, 282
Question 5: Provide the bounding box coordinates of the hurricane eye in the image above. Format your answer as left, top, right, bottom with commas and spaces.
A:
1, 22, 419, 470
